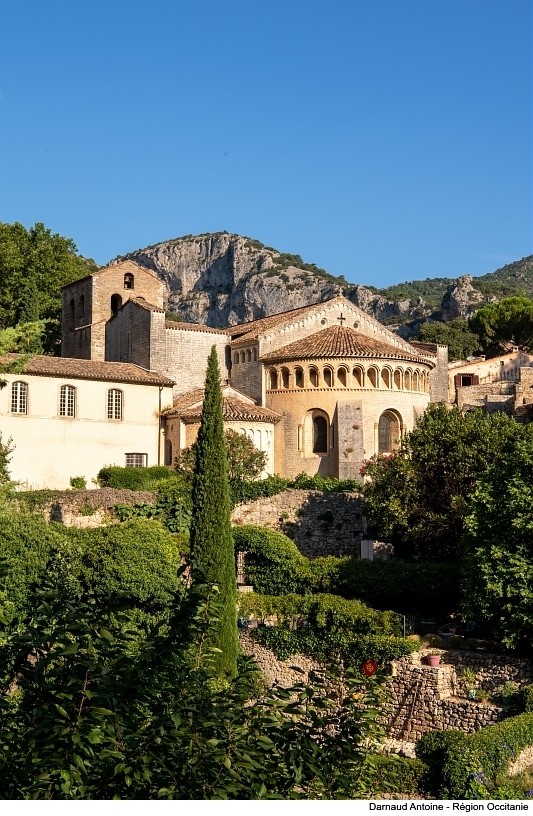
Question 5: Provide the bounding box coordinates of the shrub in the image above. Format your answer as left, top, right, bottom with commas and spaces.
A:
370, 755, 425, 797
309, 557, 461, 615
238, 592, 412, 669
233, 526, 310, 594
518, 684, 533, 713
96, 465, 175, 490
72, 519, 183, 607
69, 476, 87, 490
291, 472, 360, 492
416, 714, 533, 799
230, 475, 289, 505
0, 510, 71, 624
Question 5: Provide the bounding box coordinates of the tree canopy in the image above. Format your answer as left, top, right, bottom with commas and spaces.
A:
0, 222, 97, 353
462, 430, 533, 650
469, 297, 533, 354
415, 319, 481, 362
362, 405, 524, 560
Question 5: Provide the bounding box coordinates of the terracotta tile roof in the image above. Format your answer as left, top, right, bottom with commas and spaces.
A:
0, 354, 175, 386
409, 341, 440, 355
260, 326, 432, 365
227, 299, 338, 341
165, 386, 281, 423
129, 297, 164, 313
165, 320, 228, 335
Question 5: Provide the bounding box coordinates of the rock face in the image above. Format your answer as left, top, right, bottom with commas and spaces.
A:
117, 232, 526, 333
441, 275, 484, 321
119, 233, 430, 330
120, 233, 341, 327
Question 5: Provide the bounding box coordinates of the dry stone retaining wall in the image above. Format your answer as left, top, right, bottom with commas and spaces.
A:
232, 488, 366, 557
240, 636, 533, 742
31, 488, 156, 528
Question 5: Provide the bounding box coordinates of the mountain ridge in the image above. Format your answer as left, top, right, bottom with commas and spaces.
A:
115, 232, 533, 338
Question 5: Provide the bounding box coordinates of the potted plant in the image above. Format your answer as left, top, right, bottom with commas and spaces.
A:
462, 666, 478, 699
500, 681, 518, 707
427, 652, 441, 667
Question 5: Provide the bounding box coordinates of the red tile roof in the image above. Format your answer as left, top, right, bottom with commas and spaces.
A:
165, 386, 281, 423
260, 325, 432, 365
228, 299, 337, 341
165, 320, 227, 335
0, 355, 175, 386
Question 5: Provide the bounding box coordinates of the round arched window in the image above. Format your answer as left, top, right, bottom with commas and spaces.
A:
313, 415, 328, 453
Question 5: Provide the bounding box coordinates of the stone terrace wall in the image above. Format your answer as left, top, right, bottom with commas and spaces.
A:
232, 488, 365, 557
28, 488, 156, 528
240, 635, 533, 742
386, 649, 533, 742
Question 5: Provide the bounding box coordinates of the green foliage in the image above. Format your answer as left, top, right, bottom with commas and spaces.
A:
189, 347, 238, 678
309, 557, 461, 615
233, 524, 459, 615
69, 476, 87, 490
114, 476, 192, 533
0, 433, 14, 486
96, 465, 175, 490
0, 511, 69, 627
470, 296, 533, 353
238, 593, 413, 669
362, 405, 524, 560
291, 472, 360, 492
518, 684, 533, 713
369, 755, 425, 797
416, 318, 481, 361
462, 429, 533, 650
0, 579, 387, 799
71, 519, 183, 608
230, 474, 290, 505
416, 714, 533, 799
0, 222, 97, 353
233, 525, 309, 594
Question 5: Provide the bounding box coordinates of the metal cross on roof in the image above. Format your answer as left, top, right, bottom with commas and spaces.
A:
337, 313, 346, 326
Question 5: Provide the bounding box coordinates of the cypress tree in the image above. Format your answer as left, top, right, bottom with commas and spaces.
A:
189, 346, 238, 678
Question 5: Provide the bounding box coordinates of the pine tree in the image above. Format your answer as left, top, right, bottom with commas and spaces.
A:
189, 346, 238, 678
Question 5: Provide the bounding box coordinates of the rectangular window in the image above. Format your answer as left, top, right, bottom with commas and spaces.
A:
107, 389, 123, 420
11, 382, 28, 414
125, 453, 147, 467
59, 385, 76, 417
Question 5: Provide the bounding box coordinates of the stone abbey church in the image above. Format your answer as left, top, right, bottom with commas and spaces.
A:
1, 259, 448, 489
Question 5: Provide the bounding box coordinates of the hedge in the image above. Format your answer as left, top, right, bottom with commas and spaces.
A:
233, 524, 460, 615
309, 557, 461, 614
72, 519, 183, 607
233, 525, 310, 595
369, 755, 426, 797
416, 713, 533, 799
237, 592, 416, 668
96, 465, 176, 490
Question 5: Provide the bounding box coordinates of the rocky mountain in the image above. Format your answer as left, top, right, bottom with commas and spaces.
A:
116, 232, 533, 337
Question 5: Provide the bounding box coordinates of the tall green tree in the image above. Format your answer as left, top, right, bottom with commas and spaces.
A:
469, 296, 533, 353
462, 430, 533, 650
0, 222, 97, 353
415, 319, 481, 361
189, 347, 238, 678
362, 405, 524, 560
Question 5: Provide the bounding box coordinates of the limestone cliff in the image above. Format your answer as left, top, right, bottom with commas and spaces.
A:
116, 233, 533, 334
117, 232, 431, 330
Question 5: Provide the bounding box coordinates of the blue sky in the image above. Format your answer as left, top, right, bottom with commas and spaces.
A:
0, 0, 531, 288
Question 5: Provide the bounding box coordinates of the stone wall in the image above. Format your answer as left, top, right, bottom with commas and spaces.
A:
239, 636, 533, 743
30, 488, 156, 527
231, 488, 366, 557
